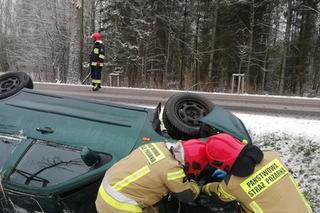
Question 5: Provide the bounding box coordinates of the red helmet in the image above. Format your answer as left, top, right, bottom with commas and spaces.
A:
206, 133, 245, 173
91, 32, 102, 41
182, 139, 208, 176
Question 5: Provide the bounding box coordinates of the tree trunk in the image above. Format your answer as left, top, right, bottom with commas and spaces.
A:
279, 0, 292, 95
67, 1, 84, 84
179, 0, 189, 89
91, 0, 96, 32
313, 31, 320, 95
0, 0, 13, 72
193, 5, 200, 90
294, 0, 315, 96
262, 38, 269, 91
164, 32, 171, 88
208, 0, 219, 80
245, 0, 255, 93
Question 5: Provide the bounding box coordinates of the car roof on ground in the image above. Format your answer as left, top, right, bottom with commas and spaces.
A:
0, 89, 153, 159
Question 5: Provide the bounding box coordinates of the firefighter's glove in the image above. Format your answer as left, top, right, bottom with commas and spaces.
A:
189, 179, 201, 198
202, 183, 213, 196
211, 169, 226, 180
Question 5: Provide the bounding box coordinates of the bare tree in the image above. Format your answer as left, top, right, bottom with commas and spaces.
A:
279, 0, 293, 95
208, 0, 220, 81
0, 0, 14, 72
67, 0, 84, 84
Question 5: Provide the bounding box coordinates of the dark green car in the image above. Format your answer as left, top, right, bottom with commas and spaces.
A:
0, 72, 251, 213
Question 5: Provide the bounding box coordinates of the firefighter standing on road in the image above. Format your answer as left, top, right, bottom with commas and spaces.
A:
95, 139, 208, 213
90, 32, 105, 91
202, 133, 312, 213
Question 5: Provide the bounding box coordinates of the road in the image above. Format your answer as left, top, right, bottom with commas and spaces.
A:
34, 83, 320, 118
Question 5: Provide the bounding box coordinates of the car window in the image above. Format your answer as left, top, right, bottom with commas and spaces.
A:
9, 141, 104, 188
0, 135, 22, 171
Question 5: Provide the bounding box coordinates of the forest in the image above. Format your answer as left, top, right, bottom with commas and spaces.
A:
0, 0, 320, 96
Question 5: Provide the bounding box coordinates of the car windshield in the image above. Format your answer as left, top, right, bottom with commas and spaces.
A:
9, 141, 93, 188
0, 135, 22, 171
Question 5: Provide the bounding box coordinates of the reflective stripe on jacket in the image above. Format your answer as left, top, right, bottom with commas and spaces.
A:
90, 41, 105, 67
91, 61, 104, 67
207, 151, 312, 213
96, 142, 199, 212
98, 179, 142, 212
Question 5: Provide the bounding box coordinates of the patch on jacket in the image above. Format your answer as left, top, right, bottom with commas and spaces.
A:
139, 143, 165, 165
240, 159, 288, 199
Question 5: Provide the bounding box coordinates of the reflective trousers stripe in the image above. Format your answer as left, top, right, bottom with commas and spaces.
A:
92, 79, 101, 83
99, 185, 142, 212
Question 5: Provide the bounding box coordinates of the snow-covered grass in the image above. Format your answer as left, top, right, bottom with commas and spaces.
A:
235, 113, 320, 212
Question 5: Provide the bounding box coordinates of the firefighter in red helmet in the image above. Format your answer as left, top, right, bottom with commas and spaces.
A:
202, 133, 312, 213
90, 32, 105, 91
95, 139, 208, 213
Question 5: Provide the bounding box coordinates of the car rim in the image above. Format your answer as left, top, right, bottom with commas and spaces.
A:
176, 100, 207, 127
0, 76, 21, 93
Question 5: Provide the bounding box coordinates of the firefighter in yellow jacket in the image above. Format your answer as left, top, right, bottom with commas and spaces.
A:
96, 139, 208, 213
202, 133, 312, 213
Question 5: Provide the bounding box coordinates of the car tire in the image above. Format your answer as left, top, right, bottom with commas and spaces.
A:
0, 72, 33, 99
163, 93, 214, 140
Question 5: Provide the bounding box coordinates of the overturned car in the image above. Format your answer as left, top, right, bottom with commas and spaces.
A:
0, 72, 251, 213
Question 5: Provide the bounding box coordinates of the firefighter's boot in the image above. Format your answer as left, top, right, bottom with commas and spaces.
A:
92, 83, 99, 91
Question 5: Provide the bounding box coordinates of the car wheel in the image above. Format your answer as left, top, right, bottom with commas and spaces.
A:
0, 72, 33, 99
163, 93, 214, 140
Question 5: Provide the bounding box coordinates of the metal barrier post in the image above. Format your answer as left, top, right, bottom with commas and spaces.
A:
231, 75, 235, 93
231, 73, 245, 93
109, 73, 120, 87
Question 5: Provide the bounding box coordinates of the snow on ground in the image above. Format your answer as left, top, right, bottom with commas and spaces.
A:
235, 113, 320, 212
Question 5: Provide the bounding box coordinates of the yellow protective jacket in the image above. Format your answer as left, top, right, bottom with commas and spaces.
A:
96, 142, 200, 213
204, 151, 312, 213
